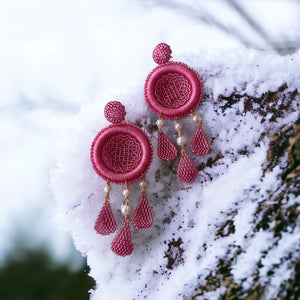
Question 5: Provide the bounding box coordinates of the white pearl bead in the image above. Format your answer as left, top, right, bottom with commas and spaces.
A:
192, 115, 200, 123
174, 122, 182, 131
156, 119, 164, 128
121, 204, 132, 216
176, 136, 188, 146
123, 188, 131, 198
140, 181, 147, 189
104, 184, 111, 194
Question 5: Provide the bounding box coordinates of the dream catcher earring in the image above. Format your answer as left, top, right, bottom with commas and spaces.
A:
91, 101, 153, 256
145, 43, 211, 183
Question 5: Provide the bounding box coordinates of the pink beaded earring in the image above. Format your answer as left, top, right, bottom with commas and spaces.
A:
145, 43, 211, 183
91, 101, 153, 256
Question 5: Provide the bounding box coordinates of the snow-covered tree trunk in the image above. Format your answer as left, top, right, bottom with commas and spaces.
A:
51, 49, 300, 300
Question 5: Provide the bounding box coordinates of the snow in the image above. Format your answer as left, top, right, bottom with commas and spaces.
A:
1, 0, 241, 265
52, 48, 300, 299
0, 0, 299, 298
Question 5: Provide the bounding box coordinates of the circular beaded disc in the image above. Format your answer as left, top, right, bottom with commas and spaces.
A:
91, 123, 153, 184
145, 62, 203, 120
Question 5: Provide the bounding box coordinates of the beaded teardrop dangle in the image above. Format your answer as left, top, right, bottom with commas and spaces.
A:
111, 183, 134, 256
94, 182, 117, 235
190, 112, 211, 156
156, 118, 177, 161
174, 120, 198, 183
132, 178, 153, 229
111, 219, 133, 257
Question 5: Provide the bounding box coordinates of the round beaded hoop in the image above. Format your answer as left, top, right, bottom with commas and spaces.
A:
145, 62, 203, 120
91, 122, 153, 184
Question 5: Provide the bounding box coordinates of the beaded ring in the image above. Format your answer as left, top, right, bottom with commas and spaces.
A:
91, 101, 153, 256
145, 43, 211, 183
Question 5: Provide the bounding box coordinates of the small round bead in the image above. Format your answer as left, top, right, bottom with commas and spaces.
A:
104, 101, 126, 124
152, 43, 172, 65
176, 136, 188, 146
121, 204, 133, 216
140, 181, 148, 189
192, 115, 200, 123
174, 122, 182, 131
156, 119, 164, 128
122, 188, 131, 198
104, 184, 111, 194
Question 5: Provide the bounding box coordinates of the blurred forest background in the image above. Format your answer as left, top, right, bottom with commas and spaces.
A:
0, 0, 299, 299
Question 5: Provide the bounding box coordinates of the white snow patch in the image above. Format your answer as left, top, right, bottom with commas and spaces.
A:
52, 47, 300, 299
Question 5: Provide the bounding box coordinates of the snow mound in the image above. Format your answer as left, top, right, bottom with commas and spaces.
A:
51, 48, 300, 300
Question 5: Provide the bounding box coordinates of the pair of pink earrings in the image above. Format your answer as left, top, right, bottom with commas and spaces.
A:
90, 43, 211, 256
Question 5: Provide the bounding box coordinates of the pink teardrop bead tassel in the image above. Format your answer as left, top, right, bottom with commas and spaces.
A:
157, 131, 177, 161
177, 150, 198, 183
94, 200, 117, 235
190, 126, 211, 156
132, 194, 153, 229
111, 220, 134, 256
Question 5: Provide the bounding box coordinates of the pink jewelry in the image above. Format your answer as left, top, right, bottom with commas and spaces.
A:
145, 43, 211, 183
91, 101, 153, 256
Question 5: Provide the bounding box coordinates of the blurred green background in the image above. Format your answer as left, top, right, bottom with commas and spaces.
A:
0, 247, 95, 300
